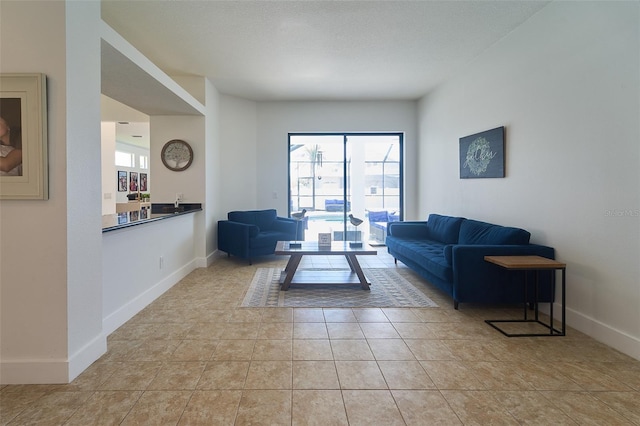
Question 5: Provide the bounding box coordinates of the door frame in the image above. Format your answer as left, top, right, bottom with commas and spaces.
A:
287, 132, 404, 238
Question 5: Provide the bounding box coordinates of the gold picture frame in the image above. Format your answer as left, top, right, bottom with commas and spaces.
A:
0, 73, 48, 200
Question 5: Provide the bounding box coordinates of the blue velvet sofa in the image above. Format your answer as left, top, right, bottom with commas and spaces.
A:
386, 214, 555, 309
218, 209, 298, 264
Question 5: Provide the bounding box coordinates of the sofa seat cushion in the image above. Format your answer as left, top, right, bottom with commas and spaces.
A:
387, 237, 452, 282
459, 219, 531, 245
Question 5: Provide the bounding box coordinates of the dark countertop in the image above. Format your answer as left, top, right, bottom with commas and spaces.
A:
102, 203, 202, 232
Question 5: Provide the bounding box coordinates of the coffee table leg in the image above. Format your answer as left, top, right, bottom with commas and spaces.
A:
281, 254, 303, 290
346, 254, 370, 290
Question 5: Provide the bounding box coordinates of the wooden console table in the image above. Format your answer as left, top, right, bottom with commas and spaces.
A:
484, 255, 566, 337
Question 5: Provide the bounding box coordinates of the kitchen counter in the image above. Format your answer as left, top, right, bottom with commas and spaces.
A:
102, 203, 202, 232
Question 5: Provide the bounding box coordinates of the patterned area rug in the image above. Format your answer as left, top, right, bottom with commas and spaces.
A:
241, 268, 438, 308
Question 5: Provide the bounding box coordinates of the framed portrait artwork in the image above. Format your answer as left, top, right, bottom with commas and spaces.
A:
129, 171, 138, 192
459, 126, 505, 179
0, 74, 48, 199
139, 172, 148, 191
117, 171, 127, 192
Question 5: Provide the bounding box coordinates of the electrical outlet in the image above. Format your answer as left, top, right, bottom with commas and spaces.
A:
159, 256, 164, 270
175, 193, 183, 202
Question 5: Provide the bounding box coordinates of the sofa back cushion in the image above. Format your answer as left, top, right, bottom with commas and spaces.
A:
426, 214, 464, 244
228, 209, 277, 231
459, 219, 531, 245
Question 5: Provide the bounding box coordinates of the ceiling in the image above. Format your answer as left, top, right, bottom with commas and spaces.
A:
100, 1, 549, 102
114, 121, 150, 148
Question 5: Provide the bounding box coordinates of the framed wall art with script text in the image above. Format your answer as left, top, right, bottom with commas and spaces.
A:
459, 126, 505, 179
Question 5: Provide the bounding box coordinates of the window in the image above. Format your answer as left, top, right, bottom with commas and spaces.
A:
289, 133, 403, 243
139, 155, 149, 170
115, 151, 134, 168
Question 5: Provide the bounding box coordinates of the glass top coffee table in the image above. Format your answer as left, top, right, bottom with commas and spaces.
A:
275, 241, 377, 290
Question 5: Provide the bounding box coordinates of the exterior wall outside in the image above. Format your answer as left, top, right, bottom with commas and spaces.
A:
418, 1, 639, 359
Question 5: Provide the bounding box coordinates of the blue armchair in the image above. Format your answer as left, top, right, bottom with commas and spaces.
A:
217, 209, 298, 264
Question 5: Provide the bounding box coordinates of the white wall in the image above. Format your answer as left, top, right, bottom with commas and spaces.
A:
150, 116, 205, 206
0, 0, 69, 384
418, 1, 639, 359
0, 0, 104, 383
219, 95, 258, 213
101, 122, 117, 215
205, 80, 222, 261
102, 214, 199, 335
255, 101, 419, 218
101, 95, 149, 123
65, 1, 105, 380
150, 115, 207, 267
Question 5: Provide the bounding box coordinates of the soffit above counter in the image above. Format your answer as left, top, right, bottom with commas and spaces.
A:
100, 21, 205, 116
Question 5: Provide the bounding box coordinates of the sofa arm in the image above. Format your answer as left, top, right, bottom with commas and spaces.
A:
451, 244, 555, 303
218, 220, 259, 257
387, 221, 429, 239
220, 220, 260, 237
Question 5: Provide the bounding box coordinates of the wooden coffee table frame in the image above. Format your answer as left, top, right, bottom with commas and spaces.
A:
275, 241, 377, 290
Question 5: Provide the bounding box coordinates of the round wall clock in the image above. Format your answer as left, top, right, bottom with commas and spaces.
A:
161, 139, 193, 171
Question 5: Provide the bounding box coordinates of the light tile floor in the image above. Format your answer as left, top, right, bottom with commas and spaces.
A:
2, 249, 639, 425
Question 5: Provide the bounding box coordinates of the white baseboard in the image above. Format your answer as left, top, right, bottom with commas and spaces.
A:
1, 324, 108, 385
206, 250, 224, 266
563, 304, 640, 361
0, 359, 69, 385
102, 259, 198, 336
537, 299, 639, 361
68, 333, 108, 382
195, 256, 208, 268
2, 259, 200, 384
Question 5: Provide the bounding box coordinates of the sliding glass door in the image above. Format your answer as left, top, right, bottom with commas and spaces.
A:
288, 133, 402, 244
